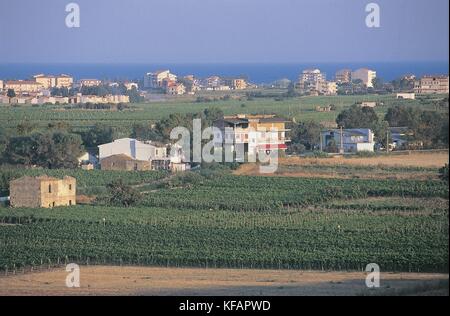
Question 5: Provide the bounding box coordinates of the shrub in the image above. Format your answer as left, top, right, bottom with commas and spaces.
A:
439, 164, 449, 182
105, 179, 142, 207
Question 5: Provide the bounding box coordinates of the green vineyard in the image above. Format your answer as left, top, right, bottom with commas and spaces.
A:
0, 205, 447, 272
0, 172, 448, 273
142, 176, 448, 211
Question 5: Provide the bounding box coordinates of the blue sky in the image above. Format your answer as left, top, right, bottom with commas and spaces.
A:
0, 0, 448, 63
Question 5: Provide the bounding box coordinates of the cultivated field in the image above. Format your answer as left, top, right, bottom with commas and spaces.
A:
0, 266, 447, 296
1, 93, 444, 134
0, 169, 448, 274
235, 151, 449, 179
0, 93, 448, 295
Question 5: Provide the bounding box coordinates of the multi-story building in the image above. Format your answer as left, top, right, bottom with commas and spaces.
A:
10, 175, 76, 208
33, 74, 72, 89
296, 69, 327, 94
351, 68, 377, 88
225, 79, 247, 90
299, 69, 326, 85
34, 74, 57, 89
324, 81, 337, 95
55, 74, 74, 88
166, 82, 186, 95
144, 70, 177, 89
0, 80, 3, 92
79, 79, 102, 87
5, 80, 43, 93
320, 128, 375, 153
205, 76, 221, 88
414, 75, 449, 94
335, 69, 352, 83
214, 114, 290, 160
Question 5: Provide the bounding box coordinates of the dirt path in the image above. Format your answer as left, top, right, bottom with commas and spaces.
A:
0, 266, 447, 296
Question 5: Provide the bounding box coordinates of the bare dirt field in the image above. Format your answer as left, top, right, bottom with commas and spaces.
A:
0, 266, 447, 296
234, 151, 449, 179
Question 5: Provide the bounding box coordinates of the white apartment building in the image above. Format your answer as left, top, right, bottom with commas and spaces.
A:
34, 74, 74, 89
321, 129, 375, 153
299, 69, 326, 86
144, 70, 177, 89
351, 68, 377, 88
296, 69, 330, 94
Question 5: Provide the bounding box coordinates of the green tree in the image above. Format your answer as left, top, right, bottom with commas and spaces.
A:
7, 89, 16, 99
80, 124, 114, 148
126, 87, 143, 103
16, 120, 37, 135
5, 132, 84, 169
106, 179, 142, 207
336, 104, 379, 129
385, 105, 420, 128
290, 121, 321, 151
372, 77, 384, 90
439, 164, 449, 183
385, 105, 448, 149
132, 123, 162, 142
0, 128, 9, 162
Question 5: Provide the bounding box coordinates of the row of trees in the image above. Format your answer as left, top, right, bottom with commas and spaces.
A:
0, 123, 116, 169
385, 105, 449, 148
290, 104, 449, 152
2, 132, 84, 169
132, 108, 224, 142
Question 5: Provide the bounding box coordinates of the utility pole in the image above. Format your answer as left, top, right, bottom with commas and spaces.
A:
319, 132, 323, 152
339, 126, 344, 154
386, 130, 390, 154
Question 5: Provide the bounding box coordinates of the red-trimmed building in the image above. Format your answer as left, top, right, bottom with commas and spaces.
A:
214, 114, 290, 160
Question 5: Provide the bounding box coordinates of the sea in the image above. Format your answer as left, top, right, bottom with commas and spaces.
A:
0, 62, 448, 84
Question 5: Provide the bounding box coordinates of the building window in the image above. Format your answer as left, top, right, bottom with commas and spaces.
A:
69, 184, 72, 190
48, 184, 52, 193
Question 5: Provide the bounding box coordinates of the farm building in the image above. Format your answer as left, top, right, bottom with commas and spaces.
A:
321, 129, 375, 153
99, 138, 167, 161
358, 101, 377, 108
98, 138, 177, 171
396, 93, 415, 100
10, 176, 76, 208
100, 154, 151, 171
